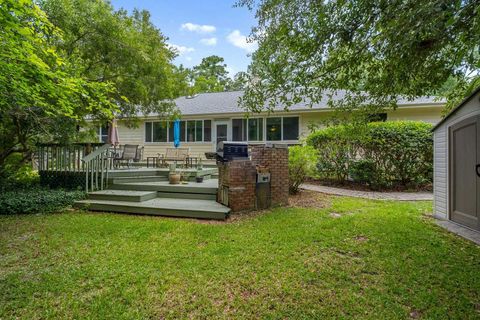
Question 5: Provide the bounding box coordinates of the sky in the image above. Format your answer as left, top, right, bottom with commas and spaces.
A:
109, 0, 258, 77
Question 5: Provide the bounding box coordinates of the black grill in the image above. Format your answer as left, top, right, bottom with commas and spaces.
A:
215, 141, 249, 162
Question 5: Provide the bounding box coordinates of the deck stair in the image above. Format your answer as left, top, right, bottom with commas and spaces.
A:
75, 168, 230, 220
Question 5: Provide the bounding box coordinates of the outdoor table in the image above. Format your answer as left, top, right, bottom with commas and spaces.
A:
186, 156, 200, 168
146, 156, 158, 168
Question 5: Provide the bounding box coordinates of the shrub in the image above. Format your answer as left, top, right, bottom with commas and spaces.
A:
288, 145, 318, 194
0, 188, 86, 215
307, 121, 433, 189
306, 125, 359, 181
349, 159, 377, 185
0, 153, 40, 192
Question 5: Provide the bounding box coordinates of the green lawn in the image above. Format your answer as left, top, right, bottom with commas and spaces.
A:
1, 195, 479, 319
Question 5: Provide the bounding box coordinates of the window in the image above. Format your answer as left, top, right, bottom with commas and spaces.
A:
266, 116, 299, 141
98, 125, 109, 143
187, 120, 203, 142
282, 117, 299, 140
232, 119, 247, 141
248, 118, 263, 141
204, 120, 211, 142
146, 120, 211, 143
232, 118, 263, 142
266, 118, 282, 141
367, 113, 387, 122
153, 122, 168, 142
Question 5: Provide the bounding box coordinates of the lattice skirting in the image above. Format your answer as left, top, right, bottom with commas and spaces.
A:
39, 171, 95, 190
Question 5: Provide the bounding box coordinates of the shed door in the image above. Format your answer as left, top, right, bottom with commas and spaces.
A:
449, 116, 480, 230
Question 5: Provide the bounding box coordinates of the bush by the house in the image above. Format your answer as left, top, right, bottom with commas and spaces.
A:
0, 188, 85, 215
288, 145, 318, 194
306, 121, 433, 189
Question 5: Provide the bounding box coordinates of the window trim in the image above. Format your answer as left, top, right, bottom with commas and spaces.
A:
231, 115, 300, 142
144, 119, 212, 144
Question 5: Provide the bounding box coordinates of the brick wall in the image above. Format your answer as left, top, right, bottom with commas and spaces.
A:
251, 145, 289, 207
217, 144, 289, 213
217, 160, 257, 212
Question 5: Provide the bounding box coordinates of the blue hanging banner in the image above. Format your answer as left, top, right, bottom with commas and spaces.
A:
173, 119, 180, 148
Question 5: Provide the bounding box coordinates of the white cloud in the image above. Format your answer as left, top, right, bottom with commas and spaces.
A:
168, 43, 195, 55
185, 56, 193, 62
226, 30, 257, 53
199, 37, 217, 46
181, 22, 216, 34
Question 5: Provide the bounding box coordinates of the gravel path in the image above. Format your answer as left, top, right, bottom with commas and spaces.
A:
300, 183, 433, 201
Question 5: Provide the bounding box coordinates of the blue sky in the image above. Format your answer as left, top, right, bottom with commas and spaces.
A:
109, 0, 257, 77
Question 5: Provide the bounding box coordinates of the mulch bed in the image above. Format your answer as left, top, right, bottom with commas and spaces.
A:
305, 178, 433, 193
288, 190, 331, 209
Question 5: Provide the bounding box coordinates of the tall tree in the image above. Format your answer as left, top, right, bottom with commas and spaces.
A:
226, 71, 249, 91
40, 0, 183, 116
238, 0, 480, 115
0, 0, 115, 175
191, 55, 229, 93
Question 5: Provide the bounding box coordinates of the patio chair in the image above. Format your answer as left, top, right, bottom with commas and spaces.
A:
158, 147, 190, 167
113, 144, 139, 168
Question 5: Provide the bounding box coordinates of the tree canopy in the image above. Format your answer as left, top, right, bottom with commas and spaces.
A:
0, 0, 115, 173
238, 0, 480, 115
39, 0, 183, 117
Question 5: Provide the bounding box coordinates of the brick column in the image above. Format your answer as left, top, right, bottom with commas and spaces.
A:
251, 144, 289, 207
217, 160, 256, 212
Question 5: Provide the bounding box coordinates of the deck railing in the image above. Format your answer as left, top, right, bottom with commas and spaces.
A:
82, 143, 112, 192
37, 143, 105, 172
36, 143, 111, 191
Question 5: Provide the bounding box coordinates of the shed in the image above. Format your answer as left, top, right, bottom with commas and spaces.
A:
433, 86, 480, 231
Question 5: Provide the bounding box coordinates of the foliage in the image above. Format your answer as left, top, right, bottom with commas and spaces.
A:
40, 0, 181, 117
288, 145, 317, 194
0, 0, 115, 178
307, 121, 433, 189
226, 71, 249, 91
306, 125, 359, 181
238, 0, 480, 115
1, 199, 480, 318
0, 153, 40, 192
190, 55, 230, 93
0, 188, 85, 215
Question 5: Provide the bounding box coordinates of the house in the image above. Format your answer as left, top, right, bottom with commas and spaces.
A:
433, 86, 480, 232
102, 90, 445, 159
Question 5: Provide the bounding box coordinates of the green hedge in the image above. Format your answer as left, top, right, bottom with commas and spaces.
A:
306, 121, 433, 189
288, 145, 318, 194
0, 188, 86, 215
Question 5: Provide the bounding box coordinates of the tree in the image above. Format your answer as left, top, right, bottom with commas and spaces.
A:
0, 0, 115, 177
40, 0, 182, 117
237, 0, 480, 115
226, 71, 249, 91
191, 55, 229, 93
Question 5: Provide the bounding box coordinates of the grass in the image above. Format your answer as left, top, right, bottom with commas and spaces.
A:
0, 194, 479, 319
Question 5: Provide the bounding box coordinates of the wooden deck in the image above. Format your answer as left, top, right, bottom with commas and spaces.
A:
75, 168, 230, 220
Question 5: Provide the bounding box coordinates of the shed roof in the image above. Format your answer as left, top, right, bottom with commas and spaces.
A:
148, 90, 444, 117
432, 86, 480, 131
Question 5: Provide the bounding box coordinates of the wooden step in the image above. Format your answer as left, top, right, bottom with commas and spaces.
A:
88, 190, 157, 202
156, 191, 216, 200
109, 179, 218, 195
110, 176, 168, 184
74, 198, 230, 220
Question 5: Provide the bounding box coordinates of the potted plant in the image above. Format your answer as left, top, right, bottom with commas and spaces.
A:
168, 163, 181, 184
195, 169, 204, 183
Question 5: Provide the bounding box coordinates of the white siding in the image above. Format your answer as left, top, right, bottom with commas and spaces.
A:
433, 91, 480, 220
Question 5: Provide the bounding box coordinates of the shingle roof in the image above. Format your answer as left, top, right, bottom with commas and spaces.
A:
156, 90, 445, 116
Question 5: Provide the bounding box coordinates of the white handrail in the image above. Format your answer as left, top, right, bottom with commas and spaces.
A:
82, 143, 111, 192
